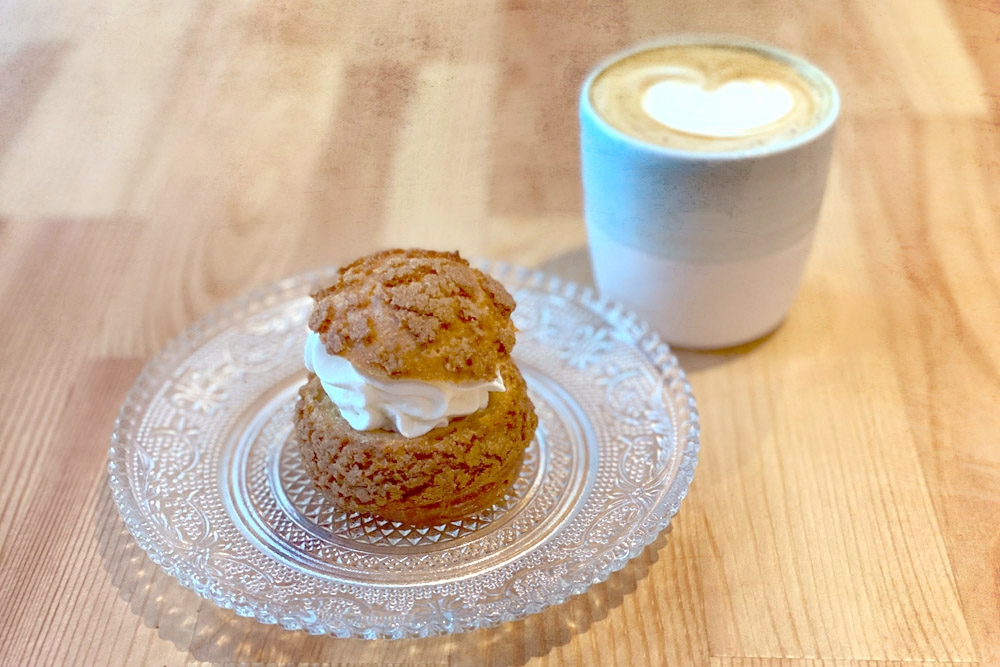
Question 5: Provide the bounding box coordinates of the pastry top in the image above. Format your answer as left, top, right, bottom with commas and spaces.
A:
308, 249, 517, 383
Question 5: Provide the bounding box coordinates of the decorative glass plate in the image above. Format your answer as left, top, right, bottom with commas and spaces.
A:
108, 262, 700, 639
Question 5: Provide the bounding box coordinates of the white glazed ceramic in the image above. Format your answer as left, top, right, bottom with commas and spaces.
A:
580, 35, 840, 349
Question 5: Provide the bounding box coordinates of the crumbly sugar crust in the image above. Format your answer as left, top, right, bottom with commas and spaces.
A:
294, 357, 538, 526
308, 248, 517, 383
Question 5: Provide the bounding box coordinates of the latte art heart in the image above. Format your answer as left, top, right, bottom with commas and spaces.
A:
587, 42, 834, 152
642, 75, 795, 138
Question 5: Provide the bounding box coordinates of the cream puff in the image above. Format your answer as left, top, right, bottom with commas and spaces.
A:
294, 249, 537, 527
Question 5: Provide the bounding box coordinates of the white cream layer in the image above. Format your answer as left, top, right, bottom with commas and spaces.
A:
304, 331, 505, 438
641, 67, 795, 138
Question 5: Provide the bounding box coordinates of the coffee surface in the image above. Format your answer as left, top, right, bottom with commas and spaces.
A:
589, 43, 834, 152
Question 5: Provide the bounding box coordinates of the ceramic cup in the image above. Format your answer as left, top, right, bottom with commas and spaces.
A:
580, 35, 840, 348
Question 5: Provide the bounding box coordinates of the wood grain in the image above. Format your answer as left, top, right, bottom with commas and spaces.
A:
2, 0, 999, 665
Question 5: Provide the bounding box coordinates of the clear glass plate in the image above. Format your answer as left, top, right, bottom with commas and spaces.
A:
107, 262, 700, 639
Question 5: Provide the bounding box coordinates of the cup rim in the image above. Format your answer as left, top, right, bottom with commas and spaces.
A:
580, 33, 841, 161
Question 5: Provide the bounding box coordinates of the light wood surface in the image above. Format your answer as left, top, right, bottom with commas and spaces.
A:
2, 1, 999, 665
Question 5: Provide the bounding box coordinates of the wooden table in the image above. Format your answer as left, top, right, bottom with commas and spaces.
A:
2, 1, 999, 665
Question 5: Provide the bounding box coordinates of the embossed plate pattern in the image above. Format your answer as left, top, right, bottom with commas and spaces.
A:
108, 262, 700, 638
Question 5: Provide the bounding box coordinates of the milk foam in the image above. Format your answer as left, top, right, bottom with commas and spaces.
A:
641, 70, 796, 138
588, 42, 834, 153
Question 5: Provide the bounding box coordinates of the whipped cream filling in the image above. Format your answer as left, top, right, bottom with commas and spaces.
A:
304, 331, 505, 438
641, 67, 796, 138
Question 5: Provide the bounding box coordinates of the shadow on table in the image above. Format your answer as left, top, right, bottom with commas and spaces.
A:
94, 477, 669, 666
672, 332, 776, 373
538, 245, 595, 289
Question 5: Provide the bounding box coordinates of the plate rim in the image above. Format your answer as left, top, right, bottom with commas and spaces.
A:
107, 261, 700, 639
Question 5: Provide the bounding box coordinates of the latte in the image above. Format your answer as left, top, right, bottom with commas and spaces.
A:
588, 41, 836, 153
